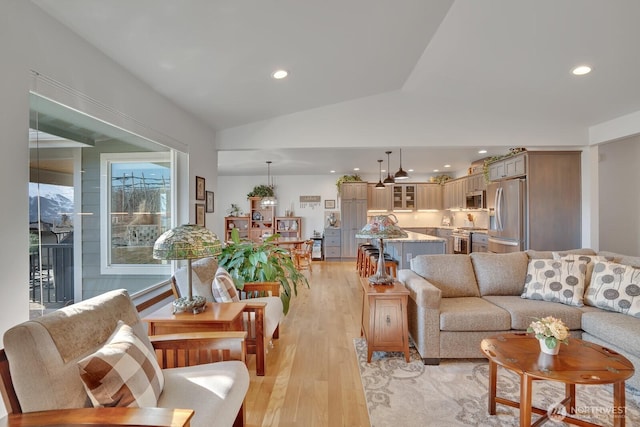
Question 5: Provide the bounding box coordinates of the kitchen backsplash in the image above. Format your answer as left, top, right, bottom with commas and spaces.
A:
380, 210, 489, 229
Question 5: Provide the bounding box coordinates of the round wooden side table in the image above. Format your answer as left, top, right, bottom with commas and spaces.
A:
480, 332, 635, 427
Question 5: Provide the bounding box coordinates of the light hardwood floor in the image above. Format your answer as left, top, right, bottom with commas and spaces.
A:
244, 260, 370, 427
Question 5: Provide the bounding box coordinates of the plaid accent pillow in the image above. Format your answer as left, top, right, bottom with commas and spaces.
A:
77, 321, 164, 407
212, 267, 239, 302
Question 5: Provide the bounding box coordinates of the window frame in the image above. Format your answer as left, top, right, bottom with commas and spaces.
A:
100, 151, 175, 275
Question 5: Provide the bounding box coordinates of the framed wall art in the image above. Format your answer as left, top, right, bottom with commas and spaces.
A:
206, 191, 214, 213
324, 199, 336, 209
195, 203, 205, 226
196, 176, 205, 200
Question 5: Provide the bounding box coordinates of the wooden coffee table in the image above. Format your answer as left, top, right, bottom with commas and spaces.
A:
480, 333, 635, 427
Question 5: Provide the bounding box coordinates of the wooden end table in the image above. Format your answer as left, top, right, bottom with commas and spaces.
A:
480, 333, 635, 427
360, 278, 410, 363
143, 301, 246, 335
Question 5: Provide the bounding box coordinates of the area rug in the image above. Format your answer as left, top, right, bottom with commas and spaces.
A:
354, 338, 640, 426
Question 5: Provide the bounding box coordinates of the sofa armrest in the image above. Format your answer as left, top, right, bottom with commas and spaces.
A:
0, 407, 194, 427
397, 269, 442, 309
397, 269, 442, 363
150, 331, 247, 368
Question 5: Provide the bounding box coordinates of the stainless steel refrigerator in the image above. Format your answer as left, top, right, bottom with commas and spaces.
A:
486, 179, 526, 253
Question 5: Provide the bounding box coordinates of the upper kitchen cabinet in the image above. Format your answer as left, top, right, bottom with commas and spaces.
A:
340, 182, 368, 200
443, 178, 465, 209
367, 183, 392, 211
488, 152, 526, 181
392, 184, 416, 210
416, 183, 442, 210
466, 173, 486, 192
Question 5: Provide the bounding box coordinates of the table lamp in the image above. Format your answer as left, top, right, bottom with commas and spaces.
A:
356, 214, 407, 285
153, 224, 222, 314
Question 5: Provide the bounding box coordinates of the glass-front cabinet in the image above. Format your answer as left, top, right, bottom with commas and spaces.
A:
393, 184, 416, 210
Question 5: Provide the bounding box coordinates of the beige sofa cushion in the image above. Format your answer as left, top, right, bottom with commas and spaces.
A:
483, 295, 584, 330
173, 257, 218, 302
439, 297, 511, 331
526, 248, 596, 259
410, 255, 480, 298
581, 311, 640, 356
470, 252, 528, 296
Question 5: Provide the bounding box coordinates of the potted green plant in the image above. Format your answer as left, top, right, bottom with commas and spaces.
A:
217, 228, 308, 314
335, 174, 363, 193
247, 184, 275, 198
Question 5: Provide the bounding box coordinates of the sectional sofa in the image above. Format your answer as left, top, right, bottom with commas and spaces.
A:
397, 249, 640, 390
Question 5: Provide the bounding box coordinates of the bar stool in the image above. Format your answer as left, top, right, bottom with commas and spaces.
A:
361, 247, 380, 277
357, 243, 376, 273
368, 253, 398, 278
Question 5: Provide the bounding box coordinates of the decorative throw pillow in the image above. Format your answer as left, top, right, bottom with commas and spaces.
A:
585, 261, 640, 318
78, 321, 164, 407
552, 253, 619, 286
521, 258, 587, 306
212, 267, 240, 303
173, 259, 215, 302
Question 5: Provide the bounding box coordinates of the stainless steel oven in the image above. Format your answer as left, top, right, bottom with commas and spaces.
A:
452, 229, 470, 254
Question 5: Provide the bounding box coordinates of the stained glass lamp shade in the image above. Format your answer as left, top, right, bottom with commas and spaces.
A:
153, 224, 222, 313
356, 214, 407, 284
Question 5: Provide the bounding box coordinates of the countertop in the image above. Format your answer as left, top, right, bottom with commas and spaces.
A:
385, 230, 446, 243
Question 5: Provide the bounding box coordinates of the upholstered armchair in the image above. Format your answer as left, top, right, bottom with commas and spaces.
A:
1, 289, 249, 427
171, 257, 283, 376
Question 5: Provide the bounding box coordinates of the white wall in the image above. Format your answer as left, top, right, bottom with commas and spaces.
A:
0, 4, 217, 416
598, 135, 640, 256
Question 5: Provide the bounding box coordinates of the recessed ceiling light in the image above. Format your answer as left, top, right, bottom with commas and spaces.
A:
353, 167, 360, 171
478, 150, 487, 154
330, 170, 336, 174
408, 169, 414, 172
572, 65, 591, 76
272, 69, 288, 79
444, 164, 451, 168
433, 169, 439, 172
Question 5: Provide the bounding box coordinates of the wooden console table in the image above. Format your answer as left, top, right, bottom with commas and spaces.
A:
360, 278, 410, 363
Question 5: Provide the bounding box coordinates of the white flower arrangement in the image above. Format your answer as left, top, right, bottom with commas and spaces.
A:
527, 316, 570, 349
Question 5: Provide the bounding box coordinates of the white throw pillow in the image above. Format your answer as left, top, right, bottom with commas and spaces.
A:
552, 252, 619, 287
77, 321, 164, 408
585, 261, 640, 317
521, 258, 587, 306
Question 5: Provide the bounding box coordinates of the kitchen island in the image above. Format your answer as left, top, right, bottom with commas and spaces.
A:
377, 230, 446, 269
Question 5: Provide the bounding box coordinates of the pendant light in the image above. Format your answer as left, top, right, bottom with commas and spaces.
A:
375, 159, 385, 189
261, 161, 277, 207
394, 148, 409, 180
383, 151, 395, 185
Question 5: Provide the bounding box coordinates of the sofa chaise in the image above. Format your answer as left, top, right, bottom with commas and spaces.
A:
397, 249, 640, 390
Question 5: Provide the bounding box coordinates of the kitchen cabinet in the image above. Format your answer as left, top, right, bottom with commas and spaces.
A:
341, 199, 368, 257
224, 216, 250, 241
367, 183, 392, 211
324, 228, 341, 259
466, 173, 486, 192
471, 232, 488, 253
275, 217, 302, 239
443, 179, 465, 209
488, 153, 526, 181
248, 197, 275, 242
437, 228, 454, 254
392, 184, 416, 210
340, 182, 368, 200
416, 183, 442, 210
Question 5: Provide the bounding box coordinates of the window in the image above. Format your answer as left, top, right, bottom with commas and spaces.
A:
101, 152, 174, 275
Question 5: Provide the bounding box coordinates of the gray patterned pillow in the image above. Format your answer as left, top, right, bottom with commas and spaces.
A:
521, 258, 587, 306
585, 261, 640, 317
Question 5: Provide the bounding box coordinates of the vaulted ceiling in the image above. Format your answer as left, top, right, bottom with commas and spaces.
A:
32, 0, 640, 176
